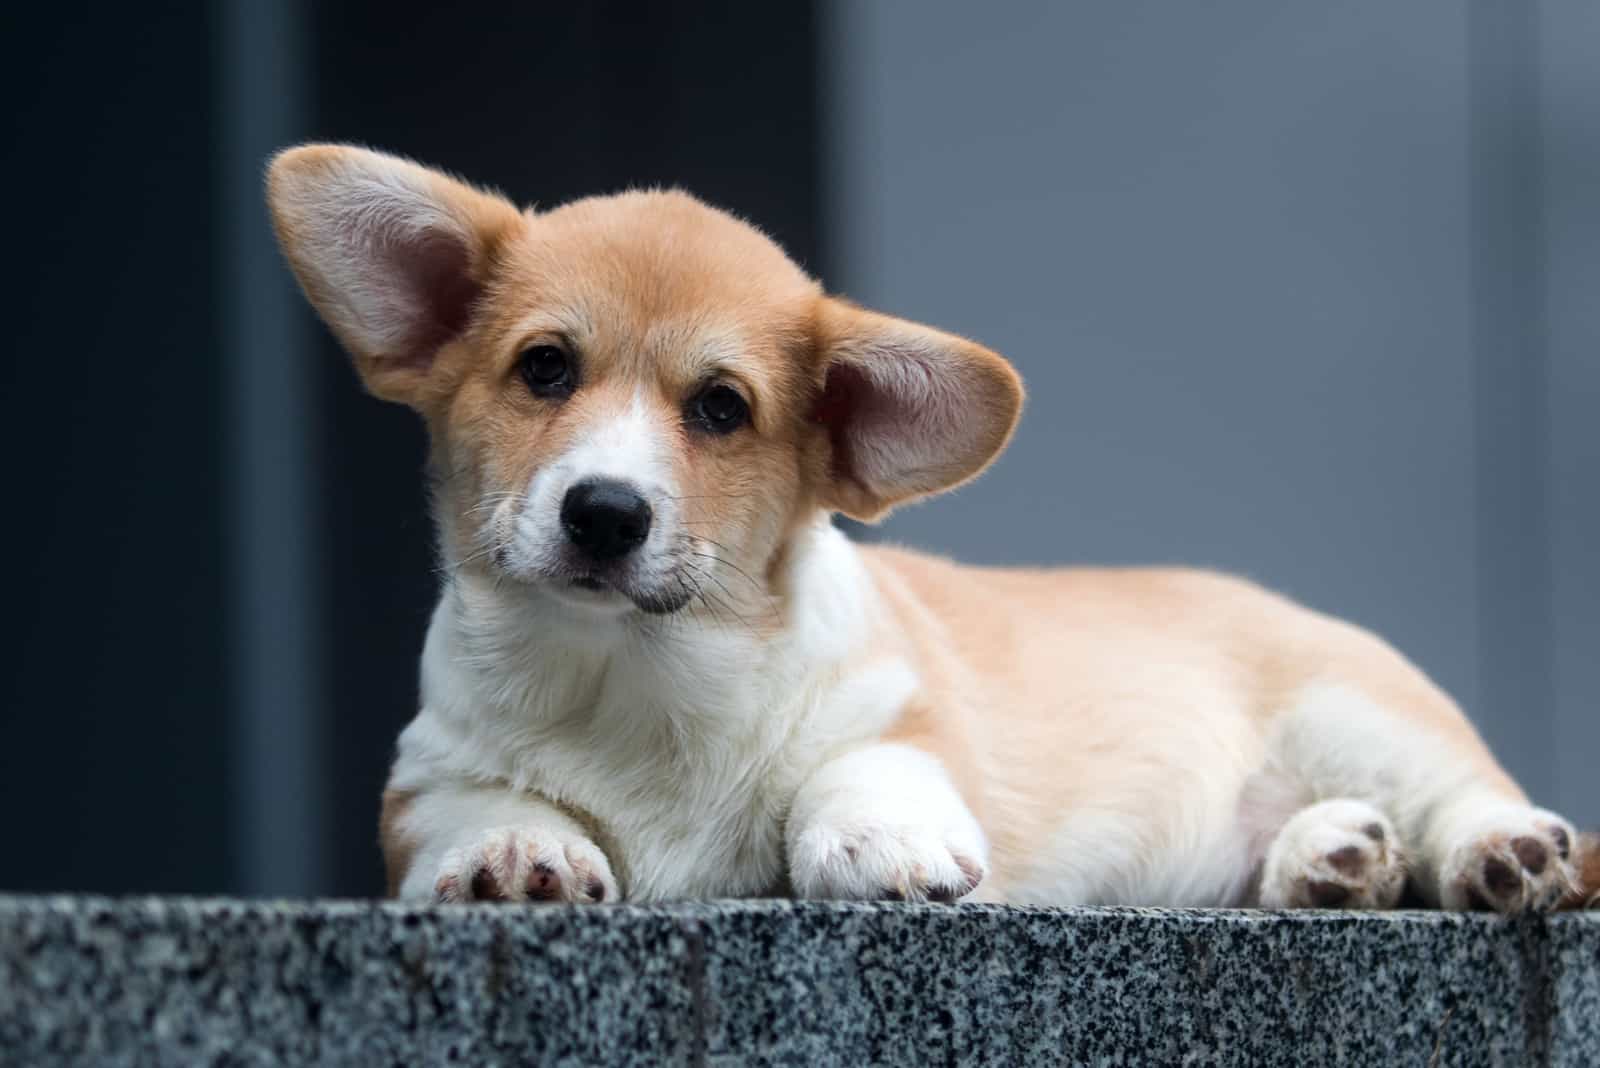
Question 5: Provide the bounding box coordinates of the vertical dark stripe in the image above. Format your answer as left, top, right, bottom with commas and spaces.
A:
2, 1, 227, 893
1467, 2, 1552, 770
218, 0, 327, 895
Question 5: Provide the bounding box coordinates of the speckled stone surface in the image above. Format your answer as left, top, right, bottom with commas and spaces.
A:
0, 898, 1595, 1067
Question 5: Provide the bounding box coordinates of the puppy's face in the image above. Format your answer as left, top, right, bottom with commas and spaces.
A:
268, 146, 1023, 620
432, 191, 822, 618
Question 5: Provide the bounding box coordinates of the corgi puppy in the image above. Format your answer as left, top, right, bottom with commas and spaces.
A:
267, 144, 1594, 911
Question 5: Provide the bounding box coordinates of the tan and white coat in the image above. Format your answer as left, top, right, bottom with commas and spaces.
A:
268, 145, 1595, 913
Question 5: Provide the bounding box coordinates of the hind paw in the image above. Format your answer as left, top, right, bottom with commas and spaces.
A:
1439, 808, 1577, 913
1260, 799, 1407, 909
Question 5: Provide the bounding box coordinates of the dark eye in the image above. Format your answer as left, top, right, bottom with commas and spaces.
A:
518, 344, 576, 397
689, 383, 750, 434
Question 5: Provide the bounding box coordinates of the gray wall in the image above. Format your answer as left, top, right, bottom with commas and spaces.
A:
1542, 0, 1600, 831
824, 0, 1595, 824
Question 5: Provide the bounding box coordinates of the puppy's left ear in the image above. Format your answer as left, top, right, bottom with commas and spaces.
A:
814, 298, 1024, 522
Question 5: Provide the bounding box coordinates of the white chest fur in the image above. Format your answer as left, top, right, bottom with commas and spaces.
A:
389, 523, 910, 900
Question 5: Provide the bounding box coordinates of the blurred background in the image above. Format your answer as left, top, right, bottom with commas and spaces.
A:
1, 1, 1594, 898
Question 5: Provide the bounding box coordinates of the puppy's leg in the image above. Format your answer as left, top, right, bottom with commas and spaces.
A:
1415, 792, 1577, 912
1268, 685, 1578, 913
382, 783, 619, 903
786, 743, 988, 902
1257, 799, 1406, 909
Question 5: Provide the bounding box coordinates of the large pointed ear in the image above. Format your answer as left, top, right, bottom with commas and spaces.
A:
266, 144, 523, 406
813, 298, 1024, 522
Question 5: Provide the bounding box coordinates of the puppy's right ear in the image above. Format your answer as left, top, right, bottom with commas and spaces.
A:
266, 144, 523, 407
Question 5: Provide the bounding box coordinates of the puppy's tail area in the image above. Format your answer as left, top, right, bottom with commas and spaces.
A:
1560, 831, 1600, 909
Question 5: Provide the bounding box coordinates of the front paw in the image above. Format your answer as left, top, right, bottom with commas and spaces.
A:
789, 819, 987, 902
433, 825, 617, 904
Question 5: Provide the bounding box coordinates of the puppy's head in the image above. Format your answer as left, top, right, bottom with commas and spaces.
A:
267, 145, 1022, 619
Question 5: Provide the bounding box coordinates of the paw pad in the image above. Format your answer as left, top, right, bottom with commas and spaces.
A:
1259, 800, 1406, 910
790, 821, 988, 903
1306, 880, 1353, 908
1511, 837, 1548, 875
877, 861, 981, 904
1445, 812, 1577, 913
433, 826, 616, 905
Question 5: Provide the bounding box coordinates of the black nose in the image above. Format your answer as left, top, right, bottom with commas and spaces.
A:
561, 479, 653, 562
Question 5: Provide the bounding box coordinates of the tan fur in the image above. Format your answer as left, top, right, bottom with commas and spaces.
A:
270, 145, 1575, 909
293, 171, 837, 619
858, 553, 1522, 899
269, 144, 1022, 636
379, 789, 417, 897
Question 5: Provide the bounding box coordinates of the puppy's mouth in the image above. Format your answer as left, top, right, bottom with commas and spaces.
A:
561, 571, 694, 615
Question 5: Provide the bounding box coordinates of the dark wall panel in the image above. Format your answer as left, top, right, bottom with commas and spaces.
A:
0, 4, 228, 892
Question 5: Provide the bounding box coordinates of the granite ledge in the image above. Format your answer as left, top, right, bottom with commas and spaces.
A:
1, 896, 1596, 1067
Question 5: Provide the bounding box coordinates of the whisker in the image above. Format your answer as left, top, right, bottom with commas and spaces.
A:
676, 569, 729, 631
465, 494, 523, 517
687, 546, 773, 604
661, 493, 756, 502
433, 538, 507, 578
688, 557, 771, 621
680, 558, 764, 637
